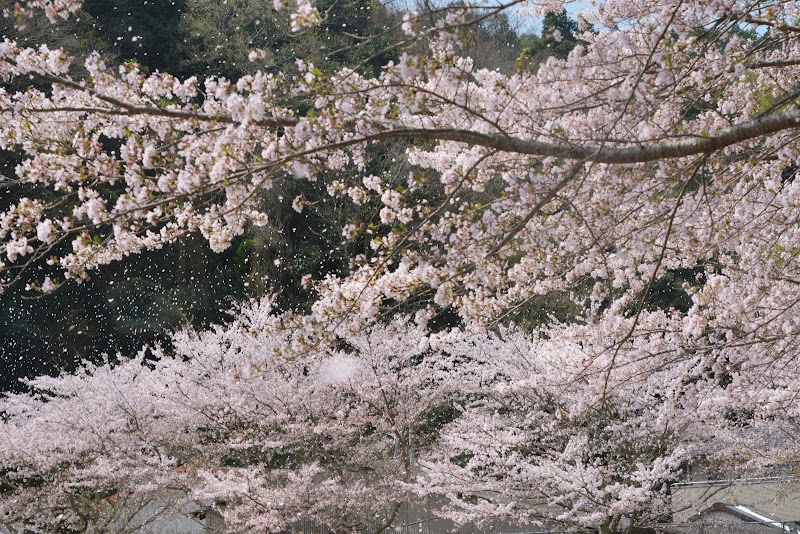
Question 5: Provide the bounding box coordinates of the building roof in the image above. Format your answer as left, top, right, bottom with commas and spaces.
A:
658, 502, 800, 534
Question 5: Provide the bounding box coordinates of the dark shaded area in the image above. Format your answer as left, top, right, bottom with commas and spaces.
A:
82, 0, 187, 72
0, 237, 245, 392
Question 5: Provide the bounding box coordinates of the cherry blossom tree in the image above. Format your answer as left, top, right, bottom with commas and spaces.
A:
417, 316, 732, 534
3, 299, 797, 533
2, 0, 800, 531
0, 0, 798, 331
0, 300, 463, 532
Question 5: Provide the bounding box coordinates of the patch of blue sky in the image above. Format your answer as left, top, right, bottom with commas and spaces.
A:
383, 0, 599, 36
